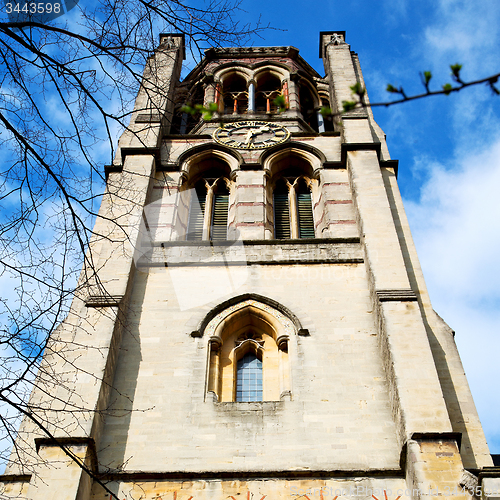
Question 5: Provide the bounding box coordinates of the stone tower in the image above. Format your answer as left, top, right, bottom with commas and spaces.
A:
2, 31, 499, 500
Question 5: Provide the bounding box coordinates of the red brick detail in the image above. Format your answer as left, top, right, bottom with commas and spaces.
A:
328, 220, 356, 225
325, 200, 352, 204
235, 202, 265, 207
234, 222, 266, 227
313, 193, 323, 210
314, 212, 325, 228
237, 184, 265, 189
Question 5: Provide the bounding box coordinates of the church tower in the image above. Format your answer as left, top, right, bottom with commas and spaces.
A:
2, 31, 499, 500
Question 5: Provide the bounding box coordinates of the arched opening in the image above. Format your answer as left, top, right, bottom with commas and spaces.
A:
255, 73, 282, 114
171, 84, 205, 134
222, 74, 248, 115
299, 83, 319, 132
235, 333, 264, 402
320, 95, 335, 132
205, 300, 293, 402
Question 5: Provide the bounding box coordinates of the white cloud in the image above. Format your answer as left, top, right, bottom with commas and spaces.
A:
422, 0, 500, 75
405, 136, 500, 453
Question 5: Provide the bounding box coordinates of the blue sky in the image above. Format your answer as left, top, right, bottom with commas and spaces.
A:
227, 0, 500, 453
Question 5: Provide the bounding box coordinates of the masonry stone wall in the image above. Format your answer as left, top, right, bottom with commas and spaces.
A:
97, 260, 400, 472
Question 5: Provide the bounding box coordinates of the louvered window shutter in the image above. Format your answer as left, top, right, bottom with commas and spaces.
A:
187, 184, 206, 241
273, 182, 290, 239
211, 184, 229, 241
297, 181, 314, 239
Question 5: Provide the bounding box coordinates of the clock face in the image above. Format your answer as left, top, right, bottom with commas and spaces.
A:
213, 121, 290, 149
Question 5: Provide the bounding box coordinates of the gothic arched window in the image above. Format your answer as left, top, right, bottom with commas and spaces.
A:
205, 300, 292, 403
319, 94, 335, 132
171, 84, 205, 134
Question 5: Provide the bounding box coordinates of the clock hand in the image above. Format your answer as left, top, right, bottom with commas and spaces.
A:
244, 129, 256, 144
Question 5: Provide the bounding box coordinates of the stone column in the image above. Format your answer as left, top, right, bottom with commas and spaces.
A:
317, 110, 325, 133
288, 74, 300, 111
248, 81, 255, 113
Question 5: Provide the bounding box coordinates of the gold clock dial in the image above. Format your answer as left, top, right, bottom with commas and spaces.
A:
213, 121, 290, 149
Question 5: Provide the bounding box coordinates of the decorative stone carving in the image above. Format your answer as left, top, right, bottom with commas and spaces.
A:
160, 36, 176, 49
329, 33, 346, 46
204, 299, 294, 338
235, 332, 264, 349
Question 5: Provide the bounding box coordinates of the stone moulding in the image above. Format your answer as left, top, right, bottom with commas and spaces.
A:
137, 239, 364, 268
204, 299, 294, 339
85, 294, 124, 307
376, 289, 418, 302
197, 293, 305, 338
96, 468, 405, 481
135, 113, 162, 123
0, 474, 31, 483
34, 436, 98, 474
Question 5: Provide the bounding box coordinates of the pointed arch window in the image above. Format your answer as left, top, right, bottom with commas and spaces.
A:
205, 301, 293, 403
299, 83, 319, 132
171, 84, 205, 134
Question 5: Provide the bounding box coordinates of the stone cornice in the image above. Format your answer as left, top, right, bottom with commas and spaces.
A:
376, 289, 418, 302
85, 294, 124, 307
